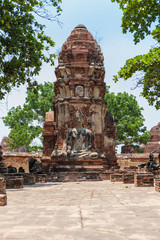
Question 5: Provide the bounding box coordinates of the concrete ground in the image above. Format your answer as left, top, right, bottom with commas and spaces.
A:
0, 181, 160, 240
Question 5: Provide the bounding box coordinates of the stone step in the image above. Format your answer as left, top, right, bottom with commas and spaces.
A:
6, 177, 24, 189
55, 159, 103, 165
48, 172, 102, 182
0, 178, 6, 194
53, 165, 104, 172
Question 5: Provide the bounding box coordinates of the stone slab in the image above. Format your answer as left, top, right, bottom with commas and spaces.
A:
1, 181, 160, 239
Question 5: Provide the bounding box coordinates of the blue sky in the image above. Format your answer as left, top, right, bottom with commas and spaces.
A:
0, 0, 159, 142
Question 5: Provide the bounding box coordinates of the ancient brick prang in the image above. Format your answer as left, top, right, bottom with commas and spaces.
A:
42, 25, 118, 176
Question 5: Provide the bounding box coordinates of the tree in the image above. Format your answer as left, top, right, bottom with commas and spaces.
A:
2, 82, 54, 151
105, 87, 151, 149
111, 0, 160, 110
0, 0, 62, 100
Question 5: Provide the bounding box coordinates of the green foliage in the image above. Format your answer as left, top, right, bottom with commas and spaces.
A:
2, 82, 54, 151
105, 87, 151, 147
0, 0, 62, 100
111, 0, 160, 109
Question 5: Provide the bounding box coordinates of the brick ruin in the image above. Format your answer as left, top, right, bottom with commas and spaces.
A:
143, 122, 160, 153
42, 24, 118, 180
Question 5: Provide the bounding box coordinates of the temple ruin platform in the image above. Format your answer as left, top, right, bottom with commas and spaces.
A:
1, 181, 160, 239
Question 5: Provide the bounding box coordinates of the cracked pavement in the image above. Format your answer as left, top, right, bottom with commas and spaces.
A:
1, 181, 160, 240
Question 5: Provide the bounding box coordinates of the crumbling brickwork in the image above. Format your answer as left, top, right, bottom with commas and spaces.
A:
144, 122, 160, 153
42, 25, 118, 176
0, 177, 7, 206
134, 173, 154, 187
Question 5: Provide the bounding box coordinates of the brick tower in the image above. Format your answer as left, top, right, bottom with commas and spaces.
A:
42, 25, 118, 179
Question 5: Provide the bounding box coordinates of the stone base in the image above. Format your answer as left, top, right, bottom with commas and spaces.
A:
48, 172, 102, 182
51, 157, 105, 172
6, 177, 24, 189
110, 172, 124, 182
0, 178, 6, 194
46, 156, 105, 182
123, 173, 134, 184
23, 174, 36, 185
99, 170, 113, 180
35, 174, 48, 183
123, 166, 138, 172
134, 173, 154, 187
0, 194, 7, 206
155, 176, 160, 192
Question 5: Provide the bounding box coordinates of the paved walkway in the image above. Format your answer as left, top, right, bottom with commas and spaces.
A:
1, 181, 160, 240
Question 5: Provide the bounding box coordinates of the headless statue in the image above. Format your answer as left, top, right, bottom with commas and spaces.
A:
67, 110, 94, 158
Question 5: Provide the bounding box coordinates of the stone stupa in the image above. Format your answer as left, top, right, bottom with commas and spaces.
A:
42, 25, 118, 180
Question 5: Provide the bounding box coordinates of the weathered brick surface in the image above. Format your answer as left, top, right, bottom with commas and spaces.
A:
0, 178, 6, 194
134, 173, 154, 187
35, 174, 48, 183
23, 174, 35, 185
0, 176, 7, 206
100, 170, 114, 180
117, 153, 159, 170
0, 194, 7, 206
123, 173, 134, 184
0, 145, 7, 174
48, 172, 102, 182
3, 152, 42, 173
110, 173, 123, 182
154, 176, 160, 192
6, 176, 24, 189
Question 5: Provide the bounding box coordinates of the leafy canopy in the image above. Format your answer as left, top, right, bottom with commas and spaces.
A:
111, 0, 160, 109
105, 87, 151, 148
0, 0, 62, 100
2, 82, 54, 151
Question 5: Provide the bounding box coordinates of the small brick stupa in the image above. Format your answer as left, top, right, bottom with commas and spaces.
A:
144, 122, 160, 153
42, 25, 118, 179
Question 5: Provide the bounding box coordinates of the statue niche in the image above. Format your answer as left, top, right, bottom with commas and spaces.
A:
67, 110, 96, 158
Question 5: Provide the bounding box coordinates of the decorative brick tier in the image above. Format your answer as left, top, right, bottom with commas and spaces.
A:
134, 173, 154, 187
123, 173, 134, 184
